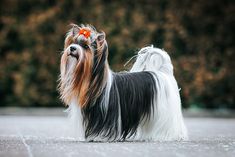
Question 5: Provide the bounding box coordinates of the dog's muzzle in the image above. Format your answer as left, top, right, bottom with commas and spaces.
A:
68, 45, 81, 60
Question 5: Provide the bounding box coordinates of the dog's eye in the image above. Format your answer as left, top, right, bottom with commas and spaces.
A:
79, 42, 89, 49
91, 42, 97, 49
83, 44, 89, 49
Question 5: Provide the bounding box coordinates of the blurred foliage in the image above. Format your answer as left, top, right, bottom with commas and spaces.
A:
0, 0, 234, 108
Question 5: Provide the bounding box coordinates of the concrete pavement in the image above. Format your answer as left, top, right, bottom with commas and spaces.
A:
0, 109, 234, 157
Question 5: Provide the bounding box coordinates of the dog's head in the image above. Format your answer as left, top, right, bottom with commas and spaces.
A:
59, 24, 109, 107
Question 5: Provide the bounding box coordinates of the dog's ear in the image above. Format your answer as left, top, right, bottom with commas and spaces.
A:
97, 31, 106, 45
70, 24, 80, 36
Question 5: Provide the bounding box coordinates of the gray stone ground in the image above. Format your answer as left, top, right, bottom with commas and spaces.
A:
0, 108, 235, 157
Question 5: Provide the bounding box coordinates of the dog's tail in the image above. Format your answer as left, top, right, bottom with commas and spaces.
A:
130, 46, 173, 75
130, 46, 188, 141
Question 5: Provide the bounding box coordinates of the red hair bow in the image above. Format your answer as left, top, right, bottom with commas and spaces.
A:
79, 28, 91, 38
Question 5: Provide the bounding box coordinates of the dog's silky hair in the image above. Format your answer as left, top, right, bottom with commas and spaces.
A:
59, 24, 188, 141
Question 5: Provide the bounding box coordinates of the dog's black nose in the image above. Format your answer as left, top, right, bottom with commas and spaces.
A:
70, 46, 77, 52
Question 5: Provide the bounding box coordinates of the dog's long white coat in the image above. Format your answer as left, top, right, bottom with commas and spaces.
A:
68, 46, 188, 141
66, 99, 85, 141
130, 46, 188, 141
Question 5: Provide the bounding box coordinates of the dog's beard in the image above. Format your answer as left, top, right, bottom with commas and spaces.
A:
59, 47, 93, 105
66, 56, 78, 75
59, 51, 79, 104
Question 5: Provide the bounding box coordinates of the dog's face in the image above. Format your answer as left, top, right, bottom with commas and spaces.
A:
61, 25, 106, 75
59, 24, 108, 106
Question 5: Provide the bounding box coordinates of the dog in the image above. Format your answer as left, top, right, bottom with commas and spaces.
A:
58, 24, 188, 141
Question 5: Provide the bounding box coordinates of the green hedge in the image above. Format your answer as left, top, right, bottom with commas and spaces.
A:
0, 0, 234, 108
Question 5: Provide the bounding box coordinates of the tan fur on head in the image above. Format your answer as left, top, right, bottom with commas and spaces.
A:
58, 24, 107, 108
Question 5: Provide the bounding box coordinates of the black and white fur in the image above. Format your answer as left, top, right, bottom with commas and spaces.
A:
61, 25, 188, 141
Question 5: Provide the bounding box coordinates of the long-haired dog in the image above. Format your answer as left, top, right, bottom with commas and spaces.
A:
59, 24, 188, 141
